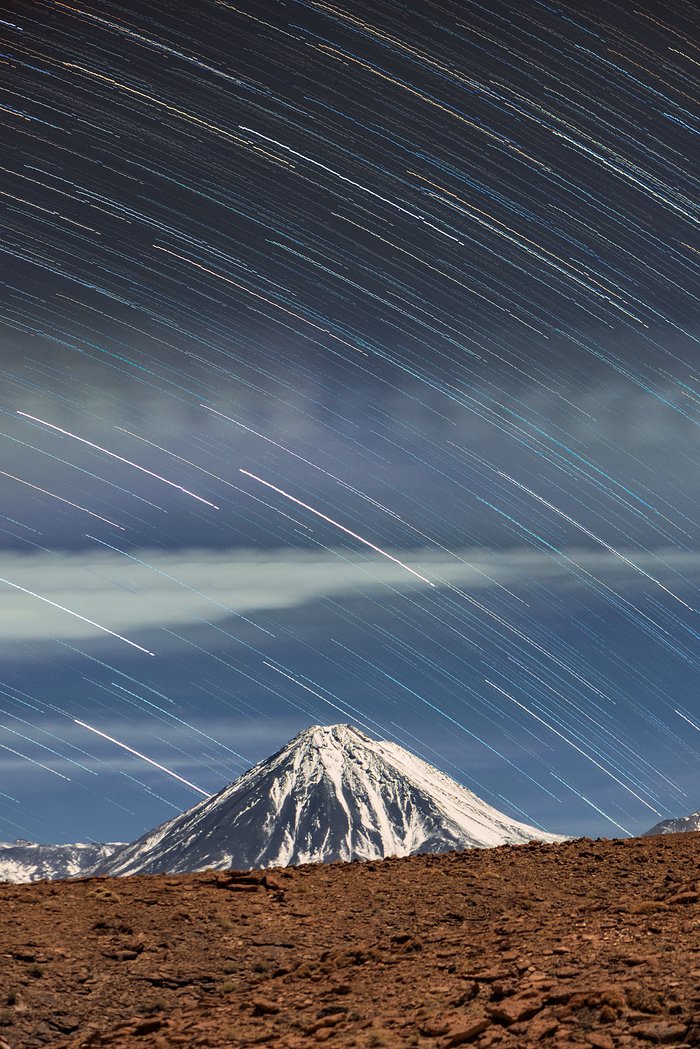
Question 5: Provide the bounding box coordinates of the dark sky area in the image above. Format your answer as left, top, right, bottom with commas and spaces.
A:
1, 0, 700, 844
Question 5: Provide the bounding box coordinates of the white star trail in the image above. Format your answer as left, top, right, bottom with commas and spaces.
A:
16, 412, 219, 509
239, 469, 435, 586
0, 576, 154, 656
74, 719, 211, 797
2, 0, 699, 844
0, 470, 125, 530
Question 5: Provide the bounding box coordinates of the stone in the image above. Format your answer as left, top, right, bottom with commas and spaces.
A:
526, 1013, 560, 1039
442, 1017, 492, 1045
625, 984, 664, 1014
132, 1017, 164, 1035
252, 998, 281, 1016
420, 1017, 451, 1036
451, 982, 479, 1007
586, 1034, 614, 1049
304, 1013, 345, 1034
488, 994, 543, 1026
667, 892, 698, 906
631, 1021, 688, 1043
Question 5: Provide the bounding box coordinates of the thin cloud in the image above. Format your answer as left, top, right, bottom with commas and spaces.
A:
0, 545, 697, 652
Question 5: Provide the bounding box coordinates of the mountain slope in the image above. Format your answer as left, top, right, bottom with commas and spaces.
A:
0, 840, 126, 883
644, 811, 700, 836
93, 724, 565, 876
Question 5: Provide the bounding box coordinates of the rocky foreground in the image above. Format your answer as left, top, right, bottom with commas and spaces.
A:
2, 834, 700, 1048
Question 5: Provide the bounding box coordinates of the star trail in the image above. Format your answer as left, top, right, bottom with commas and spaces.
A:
1, 0, 700, 844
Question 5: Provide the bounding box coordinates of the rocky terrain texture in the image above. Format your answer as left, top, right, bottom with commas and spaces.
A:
2, 833, 700, 1048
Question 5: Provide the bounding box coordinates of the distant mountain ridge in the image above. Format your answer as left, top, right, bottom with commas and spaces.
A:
92, 723, 566, 877
644, 811, 700, 836
0, 840, 125, 884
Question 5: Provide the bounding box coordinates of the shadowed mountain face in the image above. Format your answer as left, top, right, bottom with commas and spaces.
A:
92, 724, 564, 876
644, 812, 700, 836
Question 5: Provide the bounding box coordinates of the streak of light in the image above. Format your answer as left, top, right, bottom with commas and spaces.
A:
16, 412, 219, 508
498, 470, 694, 609
264, 661, 376, 732
74, 719, 211, 797
0, 470, 125, 529
87, 534, 275, 636
1, 713, 98, 775
675, 709, 700, 732
486, 679, 662, 816
153, 245, 368, 355
0, 741, 70, 780
239, 126, 462, 241
108, 682, 249, 766
115, 426, 313, 531
0, 576, 154, 656
62, 61, 247, 145
381, 668, 560, 798
206, 406, 521, 602
0, 430, 168, 511
239, 469, 435, 586
549, 772, 631, 835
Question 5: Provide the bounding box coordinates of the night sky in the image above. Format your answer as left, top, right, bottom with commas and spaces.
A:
2, 0, 700, 846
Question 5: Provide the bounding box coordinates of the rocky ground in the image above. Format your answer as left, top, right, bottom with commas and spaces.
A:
1, 833, 700, 1048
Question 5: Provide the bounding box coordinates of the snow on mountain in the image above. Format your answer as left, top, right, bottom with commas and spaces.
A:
0, 840, 126, 884
92, 724, 566, 877
644, 812, 700, 836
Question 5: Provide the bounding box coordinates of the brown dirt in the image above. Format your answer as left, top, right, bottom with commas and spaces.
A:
1, 833, 700, 1048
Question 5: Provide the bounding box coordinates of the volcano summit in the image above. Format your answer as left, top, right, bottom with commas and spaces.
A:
91, 724, 564, 877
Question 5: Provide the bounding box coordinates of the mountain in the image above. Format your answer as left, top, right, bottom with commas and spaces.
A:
0, 839, 126, 884
92, 723, 565, 877
644, 811, 700, 836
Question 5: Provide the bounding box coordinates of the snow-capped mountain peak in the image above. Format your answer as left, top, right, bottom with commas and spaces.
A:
644, 811, 700, 836
92, 723, 565, 877
0, 840, 126, 884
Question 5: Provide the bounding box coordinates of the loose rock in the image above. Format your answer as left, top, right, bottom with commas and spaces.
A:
1, 835, 700, 1049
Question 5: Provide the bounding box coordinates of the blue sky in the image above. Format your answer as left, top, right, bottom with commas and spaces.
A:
1, 0, 700, 845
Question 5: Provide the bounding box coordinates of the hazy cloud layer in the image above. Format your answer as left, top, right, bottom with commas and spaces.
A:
0, 544, 696, 650
4, 346, 700, 556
